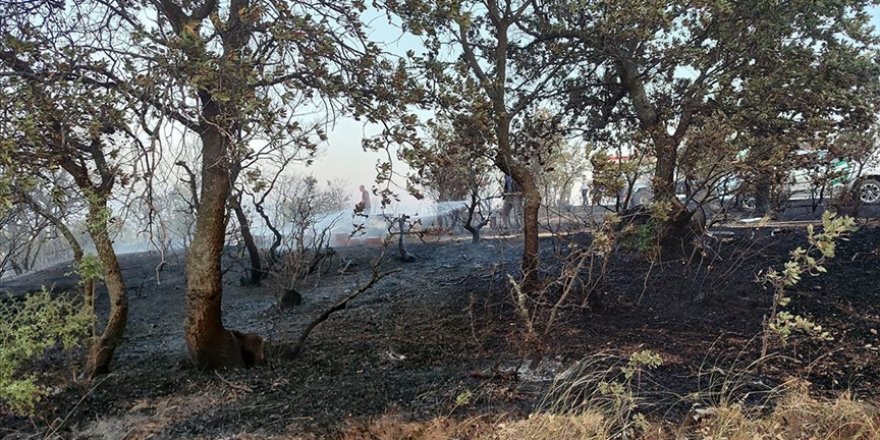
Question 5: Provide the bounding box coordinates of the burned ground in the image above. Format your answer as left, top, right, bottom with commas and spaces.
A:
1, 222, 879, 439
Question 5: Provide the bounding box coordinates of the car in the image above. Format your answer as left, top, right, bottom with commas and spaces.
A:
779, 149, 880, 206
707, 149, 880, 212
596, 147, 880, 211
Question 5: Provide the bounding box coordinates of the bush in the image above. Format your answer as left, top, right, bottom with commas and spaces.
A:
0, 289, 91, 415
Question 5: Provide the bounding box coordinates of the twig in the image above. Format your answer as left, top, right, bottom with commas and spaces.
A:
337, 257, 353, 274
637, 258, 656, 305
214, 371, 253, 393
44, 376, 110, 440
283, 268, 401, 359
439, 275, 471, 286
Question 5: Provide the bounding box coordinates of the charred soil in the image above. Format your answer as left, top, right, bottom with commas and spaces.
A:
2, 223, 879, 439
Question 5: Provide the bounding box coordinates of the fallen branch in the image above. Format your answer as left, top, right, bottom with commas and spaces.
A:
214, 370, 254, 394
439, 274, 471, 286
337, 257, 353, 274
44, 376, 110, 439
281, 268, 401, 359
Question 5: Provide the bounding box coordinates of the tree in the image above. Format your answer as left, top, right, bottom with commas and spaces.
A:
515, 109, 585, 220
269, 175, 347, 298
0, 35, 137, 375
4, 0, 412, 369
403, 113, 496, 243
530, 0, 879, 228
389, 0, 575, 286
229, 125, 320, 287
7, 176, 96, 306
0, 199, 51, 277
719, 35, 880, 215
404, 122, 473, 203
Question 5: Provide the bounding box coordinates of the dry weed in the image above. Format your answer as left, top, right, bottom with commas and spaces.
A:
340, 413, 491, 440
490, 411, 611, 440
695, 385, 880, 440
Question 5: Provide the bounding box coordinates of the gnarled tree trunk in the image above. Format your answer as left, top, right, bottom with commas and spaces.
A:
186, 107, 263, 370
652, 134, 678, 207
58, 154, 128, 377
754, 174, 773, 216
463, 189, 490, 244
618, 59, 696, 242
495, 122, 542, 289
85, 199, 128, 377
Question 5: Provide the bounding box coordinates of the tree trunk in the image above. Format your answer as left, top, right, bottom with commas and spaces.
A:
397, 217, 416, 262
618, 59, 693, 238
495, 122, 542, 288
652, 135, 678, 206
519, 184, 541, 281
232, 195, 263, 286
465, 225, 481, 244
755, 174, 773, 215
463, 190, 489, 244
55, 155, 128, 377
9, 258, 23, 275
186, 115, 263, 370
252, 199, 284, 266
84, 199, 128, 377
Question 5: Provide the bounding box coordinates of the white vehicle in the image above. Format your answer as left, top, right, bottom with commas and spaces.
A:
784, 149, 880, 206
598, 148, 880, 210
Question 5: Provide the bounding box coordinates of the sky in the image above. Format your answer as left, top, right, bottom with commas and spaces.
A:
290, 10, 430, 213
294, 6, 880, 213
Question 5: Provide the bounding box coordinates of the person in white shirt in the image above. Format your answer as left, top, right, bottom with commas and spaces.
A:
580, 176, 590, 207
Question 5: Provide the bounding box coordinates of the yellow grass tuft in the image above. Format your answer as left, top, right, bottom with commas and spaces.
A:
491, 411, 611, 440
695, 387, 880, 440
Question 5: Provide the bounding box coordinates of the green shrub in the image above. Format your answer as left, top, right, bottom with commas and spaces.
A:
759, 212, 856, 359
0, 288, 91, 415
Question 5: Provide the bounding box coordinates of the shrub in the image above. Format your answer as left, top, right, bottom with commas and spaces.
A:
759, 212, 856, 359
0, 288, 91, 415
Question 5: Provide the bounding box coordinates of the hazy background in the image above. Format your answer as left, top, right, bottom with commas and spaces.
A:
296, 7, 880, 212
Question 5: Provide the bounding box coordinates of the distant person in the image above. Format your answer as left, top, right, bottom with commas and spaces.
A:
501, 174, 523, 230
581, 176, 590, 207
356, 184, 371, 216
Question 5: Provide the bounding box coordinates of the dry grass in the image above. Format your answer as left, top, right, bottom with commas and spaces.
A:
68, 390, 236, 440
491, 411, 611, 440
70, 386, 869, 440
490, 381, 880, 440
485, 353, 650, 440
337, 365, 880, 440
692, 387, 880, 440
65, 356, 880, 440
341, 413, 492, 440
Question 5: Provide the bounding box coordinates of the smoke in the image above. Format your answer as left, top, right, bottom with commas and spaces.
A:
3, 199, 474, 279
